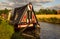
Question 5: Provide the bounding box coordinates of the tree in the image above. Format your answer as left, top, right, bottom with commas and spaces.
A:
52, 9, 57, 14
37, 9, 57, 14
4, 8, 10, 14
0, 8, 11, 15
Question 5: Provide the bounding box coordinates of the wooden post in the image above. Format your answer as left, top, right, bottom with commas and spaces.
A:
8, 11, 12, 21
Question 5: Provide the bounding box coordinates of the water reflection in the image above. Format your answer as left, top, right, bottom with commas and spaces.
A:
40, 22, 60, 39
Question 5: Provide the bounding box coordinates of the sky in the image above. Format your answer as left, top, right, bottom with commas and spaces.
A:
0, 0, 60, 11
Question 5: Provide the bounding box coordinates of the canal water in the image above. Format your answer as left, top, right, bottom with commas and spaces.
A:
40, 22, 60, 39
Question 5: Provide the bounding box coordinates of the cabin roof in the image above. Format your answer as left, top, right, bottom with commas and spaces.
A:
14, 4, 27, 16
10, 3, 37, 24
12, 5, 27, 23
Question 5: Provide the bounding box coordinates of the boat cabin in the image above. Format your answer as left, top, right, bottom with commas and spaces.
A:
10, 3, 40, 38
10, 2, 38, 28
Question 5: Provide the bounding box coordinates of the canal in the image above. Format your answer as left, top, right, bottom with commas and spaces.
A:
40, 22, 60, 39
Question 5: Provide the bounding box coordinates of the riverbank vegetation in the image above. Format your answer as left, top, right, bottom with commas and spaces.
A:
0, 17, 24, 39
36, 15, 60, 24
35, 9, 60, 24
0, 18, 14, 39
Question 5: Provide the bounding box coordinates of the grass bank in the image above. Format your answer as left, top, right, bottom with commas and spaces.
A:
0, 18, 14, 39
0, 18, 24, 39
36, 15, 60, 24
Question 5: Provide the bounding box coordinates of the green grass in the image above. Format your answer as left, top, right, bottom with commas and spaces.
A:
0, 19, 14, 39
0, 18, 25, 39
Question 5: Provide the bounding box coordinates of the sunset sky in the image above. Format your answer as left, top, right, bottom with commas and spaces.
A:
0, 0, 60, 11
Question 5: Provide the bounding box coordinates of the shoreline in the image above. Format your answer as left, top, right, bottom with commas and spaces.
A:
36, 15, 60, 24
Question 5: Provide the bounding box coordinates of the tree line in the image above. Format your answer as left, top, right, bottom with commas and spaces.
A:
0, 8, 58, 15
0, 8, 10, 15
35, 9, 57, 14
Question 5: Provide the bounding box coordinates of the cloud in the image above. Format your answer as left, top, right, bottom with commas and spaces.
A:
0, 6, 12, 10
7, 0, 54, 3
0, 1, 15, 9
7, 0, 55, 7
47, 4, 60, 10
42, 0, 54, 2
0, 0, 55, 10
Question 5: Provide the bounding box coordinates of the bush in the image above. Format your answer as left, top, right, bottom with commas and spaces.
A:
0, 20, 14, 39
